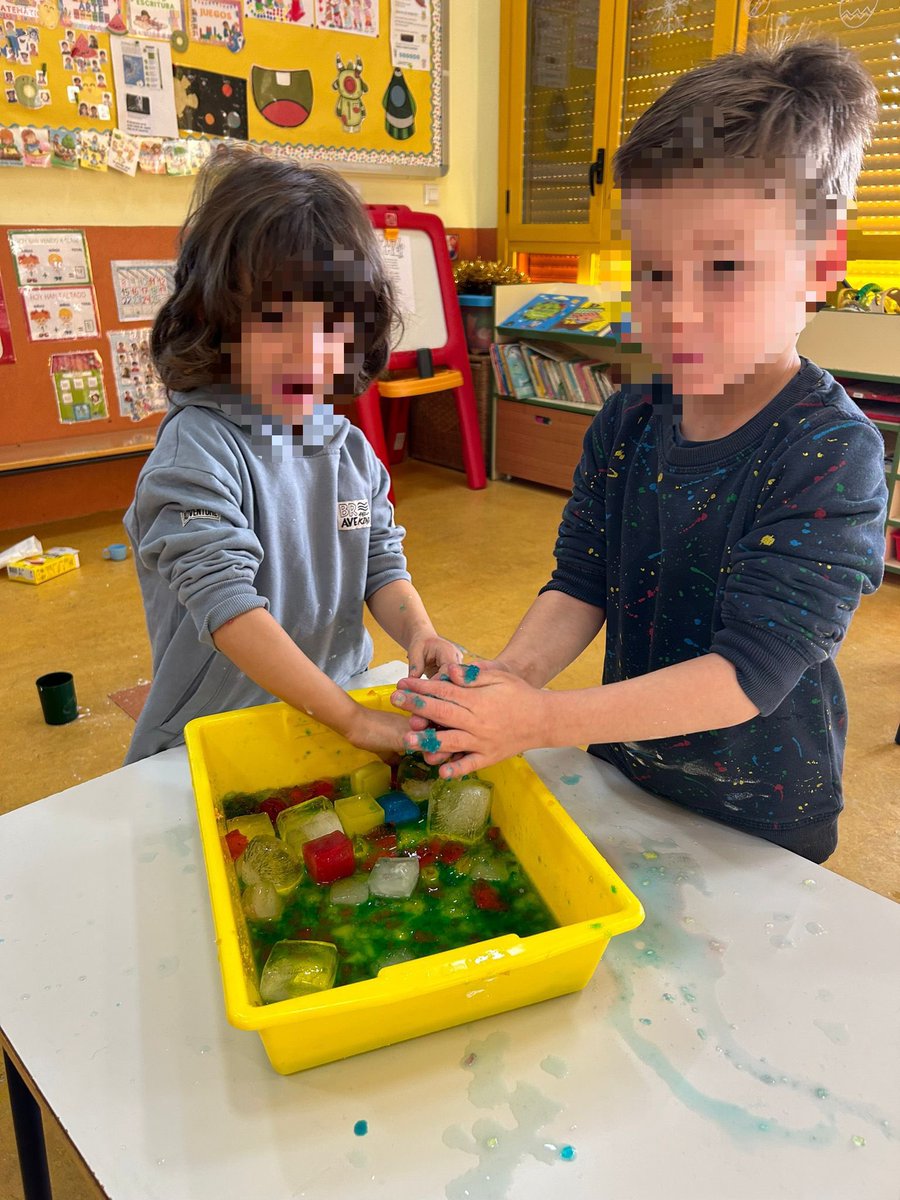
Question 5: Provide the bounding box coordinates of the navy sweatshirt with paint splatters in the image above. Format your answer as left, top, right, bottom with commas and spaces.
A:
542, 359, 887, 837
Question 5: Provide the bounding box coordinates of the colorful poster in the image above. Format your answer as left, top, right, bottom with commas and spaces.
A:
110, 35, 177, 137
60, 0, 119, 32
49, 126, 80, 166
107, 327, 167, 420
125, 0, 184, 37
244, 0, 313, 25
49, 349, 108, 423
190, 0, 244, 50
19, 125, 53, 164
1, 23, 39, 65
173, 63, 247, 138
315, 0, 376, 36
79, 125, 110, 167
21, 284, 99, 339
0, 3, 40, 20
0, 125, 24, 163
111, 259, 175, 321
108, 125, 139, 172
391, 0, 430, 72
0, 273, 14, 364
8, 229, 92, 285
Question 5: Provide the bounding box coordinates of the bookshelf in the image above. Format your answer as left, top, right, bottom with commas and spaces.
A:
797, 310, 900, 577
491, 282, 629, 490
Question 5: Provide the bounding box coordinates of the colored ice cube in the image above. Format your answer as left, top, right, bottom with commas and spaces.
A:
286, 779, 336, 806
239, 835, 303, 895
329, 875, 370, 906
225, 813, 273, 842
303, 830, 356, 886
334, 792, 385, 836
241, 881, 284, 923
350, 760, 392, 798
378, 791, 422, 826
277, 804, 342, 852
259, 940, 338, 1003
368, 855, 420, 899
427, 778, 494, 843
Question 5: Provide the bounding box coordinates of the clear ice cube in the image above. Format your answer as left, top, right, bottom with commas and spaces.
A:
241, 881, 284, 923
427, 778, 494, 843
457, 846, 509, 882
278, 807, 343, 853
239, 835, 303, 895
259, 940, 338, 1003
329, 875, 370, 906
368, 855, 420, 899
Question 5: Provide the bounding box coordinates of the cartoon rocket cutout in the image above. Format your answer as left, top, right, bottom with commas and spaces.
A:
383, 68, 416, 140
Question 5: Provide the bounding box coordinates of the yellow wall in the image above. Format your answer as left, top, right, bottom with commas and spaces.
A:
0, 0, 500, 230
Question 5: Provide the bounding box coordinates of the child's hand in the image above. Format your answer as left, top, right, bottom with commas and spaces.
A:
389, 660, 548, 777
406, 632, 464, 679
343, 704, 408, 760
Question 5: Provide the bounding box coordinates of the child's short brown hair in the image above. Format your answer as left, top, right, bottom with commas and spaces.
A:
614, 38, 878, 232
152, 146, 400, 394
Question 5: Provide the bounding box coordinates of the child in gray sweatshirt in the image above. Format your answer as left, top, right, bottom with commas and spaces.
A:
124, 148, 458, 763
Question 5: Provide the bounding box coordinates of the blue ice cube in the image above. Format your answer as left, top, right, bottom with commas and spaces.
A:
378, 791, 421, 826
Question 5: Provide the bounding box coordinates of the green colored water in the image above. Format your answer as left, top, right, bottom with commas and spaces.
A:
222, 774, 557, 996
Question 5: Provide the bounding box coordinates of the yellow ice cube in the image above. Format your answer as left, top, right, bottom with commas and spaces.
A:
349, 760, 391, 798
225, 813, 274, 842
334, 792, 385, 837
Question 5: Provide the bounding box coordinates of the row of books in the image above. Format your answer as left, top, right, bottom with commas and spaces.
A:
499, 292, 614, 335
490, 341, 616, 408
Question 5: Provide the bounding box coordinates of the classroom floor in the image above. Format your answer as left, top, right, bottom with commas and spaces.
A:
1, 458, 898, 1199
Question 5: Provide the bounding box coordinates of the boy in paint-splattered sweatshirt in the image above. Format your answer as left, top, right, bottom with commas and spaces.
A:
392, 41, 888, 863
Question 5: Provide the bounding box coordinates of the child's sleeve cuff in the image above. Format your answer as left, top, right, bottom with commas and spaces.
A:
711, 624, 824, 717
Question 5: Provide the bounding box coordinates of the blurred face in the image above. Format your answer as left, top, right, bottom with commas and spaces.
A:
622, 174, 830, 400
233, 299, 355, 427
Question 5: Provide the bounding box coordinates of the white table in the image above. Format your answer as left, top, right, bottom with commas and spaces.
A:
2, 663, 899, 1200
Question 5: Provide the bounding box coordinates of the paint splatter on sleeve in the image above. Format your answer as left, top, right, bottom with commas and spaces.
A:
713, 416, 887, 716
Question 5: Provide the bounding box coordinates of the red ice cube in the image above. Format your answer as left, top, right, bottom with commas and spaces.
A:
303, 830, 355, 886
259, 797, 287, 828
224, 830, 248, 860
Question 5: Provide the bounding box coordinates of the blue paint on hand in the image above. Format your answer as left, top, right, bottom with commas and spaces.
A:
353, 1119, 368, 1137
419, 729, 442, 752
414, 696, 426, 709
463, 664, 481, 684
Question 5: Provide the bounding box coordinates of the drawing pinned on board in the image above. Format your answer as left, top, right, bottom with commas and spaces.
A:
252, 65, 312, 127
173, 63, 247, 138
332, 54, 366, 132
382, 66, 415, 140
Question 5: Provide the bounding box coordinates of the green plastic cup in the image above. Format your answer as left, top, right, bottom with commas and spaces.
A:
36, 671, 78, 726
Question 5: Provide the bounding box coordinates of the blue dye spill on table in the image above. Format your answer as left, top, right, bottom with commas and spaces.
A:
600, 838, 895, 1147
559, 1144, 576, 1161
353, 1119, 368, 1137
560, 774, 581, 786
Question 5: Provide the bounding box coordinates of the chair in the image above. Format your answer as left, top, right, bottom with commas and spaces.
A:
356, 205, 487, 498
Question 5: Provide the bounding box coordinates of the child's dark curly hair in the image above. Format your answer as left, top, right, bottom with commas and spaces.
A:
152, 145, 401, 395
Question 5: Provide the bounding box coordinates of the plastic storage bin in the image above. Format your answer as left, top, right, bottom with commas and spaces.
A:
185, 685, 644, 1075
457, 293, 494, 353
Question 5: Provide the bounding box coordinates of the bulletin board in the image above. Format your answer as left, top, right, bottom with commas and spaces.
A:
0, 0, 446, 176
0, 223, 177, 447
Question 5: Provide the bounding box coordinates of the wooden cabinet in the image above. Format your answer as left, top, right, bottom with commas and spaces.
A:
494, 398, 593, 491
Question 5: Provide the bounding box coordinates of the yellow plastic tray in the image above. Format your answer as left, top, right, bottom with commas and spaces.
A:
185, 685, 644, 1074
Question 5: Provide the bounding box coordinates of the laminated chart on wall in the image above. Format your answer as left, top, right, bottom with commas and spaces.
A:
49, 348, 108, 423
110, 258, 175, 321
107, 326, 167, 420
0, 0, 445, 174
